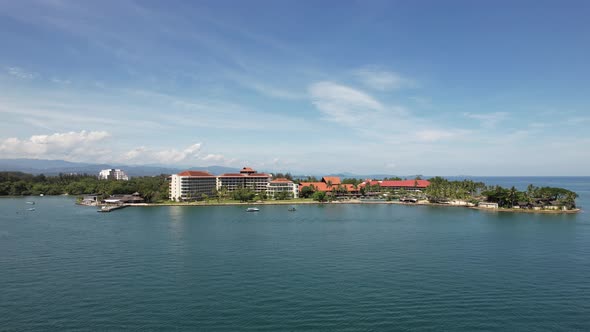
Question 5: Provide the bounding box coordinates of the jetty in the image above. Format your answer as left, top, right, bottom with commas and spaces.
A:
98, 204, 128, 213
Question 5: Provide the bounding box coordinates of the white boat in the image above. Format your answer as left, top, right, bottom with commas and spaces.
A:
27, 208, 35, 211
26, 201, 35, 205
246, 207, 260, 212
288, 206, 296, 211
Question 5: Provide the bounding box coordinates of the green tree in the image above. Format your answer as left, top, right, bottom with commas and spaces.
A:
312, 191, 327, 202
232, 187, 256, 202
300, 185, 315, 198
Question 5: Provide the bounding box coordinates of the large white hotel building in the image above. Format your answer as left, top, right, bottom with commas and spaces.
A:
169, 167, 298, 201
98, 168, 129, 181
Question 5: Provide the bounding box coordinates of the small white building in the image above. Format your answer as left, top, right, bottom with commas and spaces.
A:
478, 202, 499, 209
267, 178, 299, 199
98, 169, 129, 181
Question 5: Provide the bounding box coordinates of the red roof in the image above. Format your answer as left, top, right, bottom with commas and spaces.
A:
360, 180, 380, 187
271, 178, 293, 183
178, 170, 215, 177
219, 173, 245, 177
345, 184, 358, 192
220, 173, 270, 178
240, 167, 256, 173
299, 182, 356, 192
250, 173, 271, 177
322, 176, 342, 185
380, 180, 430, 188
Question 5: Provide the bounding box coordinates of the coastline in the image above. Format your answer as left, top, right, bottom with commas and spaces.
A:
124, 200, 582, 214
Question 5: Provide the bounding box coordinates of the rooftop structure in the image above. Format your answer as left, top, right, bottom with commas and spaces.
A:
218, 167, 271, 193
104, 192, 145, 204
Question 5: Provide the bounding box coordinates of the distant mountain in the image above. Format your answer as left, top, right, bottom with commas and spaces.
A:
0, 159, 239, 177
294, 173, 426, 180
0, 159, 431, 179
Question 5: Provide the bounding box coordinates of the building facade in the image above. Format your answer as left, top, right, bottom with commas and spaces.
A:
98, 168, 129, 181
267, 178, 299, 198
169, 170, 217, 201
217, 167, 271, 193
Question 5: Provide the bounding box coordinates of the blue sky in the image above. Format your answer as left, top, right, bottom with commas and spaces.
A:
1, 0, 589, 175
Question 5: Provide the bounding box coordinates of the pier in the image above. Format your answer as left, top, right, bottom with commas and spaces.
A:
97, 204, 129, 213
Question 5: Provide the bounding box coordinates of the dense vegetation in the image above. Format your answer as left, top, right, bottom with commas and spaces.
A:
425, 177, 577, 209
424, 177, 486, 202
481, 184, 578, 209
0, 172, 169, 202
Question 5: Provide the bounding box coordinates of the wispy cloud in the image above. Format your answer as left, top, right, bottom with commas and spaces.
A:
228, 74, 303, 100
414, 129, 466, 142
122, 143, 240, 166
464, 111, 509, 128
308, 80, 468, 144
309, 81, 385, 125
123, 143, 202, 164
51, 77, 71, 85
5, 66, 35, 79
354, 67, 415, 91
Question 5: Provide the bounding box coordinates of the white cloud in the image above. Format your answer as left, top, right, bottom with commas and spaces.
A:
51, 77, 71, 84
414, 129, 465, 142
354, 67, 414, 91
227, 73, 303, 100
464, 112, 508, 128
201, 153, 225, 161
0, 130, 111, 160
309, 81, 384, 125
123, 143, 202, 164
308, 80, 468, 144
5, 66, 35, 79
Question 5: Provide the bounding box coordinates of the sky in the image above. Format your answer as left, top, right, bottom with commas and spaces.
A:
0, 0, 589, 175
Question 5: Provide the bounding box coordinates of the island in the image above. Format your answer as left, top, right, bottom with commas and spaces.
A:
0, 170, 580, 214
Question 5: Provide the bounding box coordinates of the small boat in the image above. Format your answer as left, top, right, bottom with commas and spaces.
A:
288, 206, 296, 211
26, 201, 35, 205
246, 207, 260, 212
27, 208, 35, 211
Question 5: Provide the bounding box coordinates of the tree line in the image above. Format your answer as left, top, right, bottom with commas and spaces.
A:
0, 172, 169, 203
424, 177, 577, 208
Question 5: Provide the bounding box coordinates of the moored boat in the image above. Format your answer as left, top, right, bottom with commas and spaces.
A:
246, 207, 260, 212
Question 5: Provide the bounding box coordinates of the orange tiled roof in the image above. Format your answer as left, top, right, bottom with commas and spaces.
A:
380, 180, 430, 188
178, 170, 215, 177
300, 182, 357, 192
360, 179, 430, 188
220, 173, 270, 178
271, 178, 293, 183
322, 176, 341, 185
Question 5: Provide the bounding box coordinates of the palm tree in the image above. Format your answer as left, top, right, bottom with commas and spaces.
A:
508, 186, 518, 207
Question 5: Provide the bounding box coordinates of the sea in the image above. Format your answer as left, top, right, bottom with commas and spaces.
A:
1, 177, 589, 331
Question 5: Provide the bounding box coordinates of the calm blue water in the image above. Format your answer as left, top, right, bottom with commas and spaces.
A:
1, 177, 590, 331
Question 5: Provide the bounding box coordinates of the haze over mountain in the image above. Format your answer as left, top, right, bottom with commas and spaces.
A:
0, 159, 238, 177
0, 158, 423, 180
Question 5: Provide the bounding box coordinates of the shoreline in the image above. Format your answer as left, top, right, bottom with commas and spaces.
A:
4, 195, 579, 214
124, 200, 582, 214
